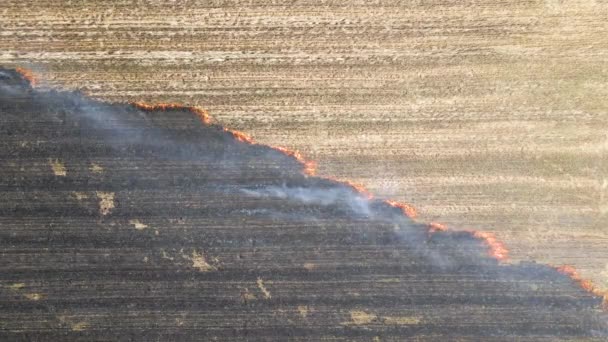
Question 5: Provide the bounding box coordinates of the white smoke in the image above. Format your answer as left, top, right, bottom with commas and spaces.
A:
241, 184, 373, 217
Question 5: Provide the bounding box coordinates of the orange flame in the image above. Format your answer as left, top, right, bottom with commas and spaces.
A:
322, 177, 373, 199
224, 128, 255, 144
341, 180, 373, 199
15, 67, 37, 86
427, 222, 448, 233
273, 146, 317, 176
133, 100, 509, 265
131, 102, 317, 176
556, 265, 595, 292
17, 68, 603, 310
468, 230, 509, 262
426, 222, 509, 262
131, 101, 212, 125
555, 265, 608, 309
384, 199, 418, 219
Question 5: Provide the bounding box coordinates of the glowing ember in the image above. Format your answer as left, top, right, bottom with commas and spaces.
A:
384, 199, 418, 219
15, 67, 37, 86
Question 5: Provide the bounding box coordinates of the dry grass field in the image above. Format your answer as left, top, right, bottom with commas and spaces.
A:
1, 0, 607, 292
1, 68, 606, 339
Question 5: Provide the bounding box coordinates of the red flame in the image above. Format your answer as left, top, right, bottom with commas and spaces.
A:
15, 67, 37, 86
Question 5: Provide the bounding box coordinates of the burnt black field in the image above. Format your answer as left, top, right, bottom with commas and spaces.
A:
0, 68, 606, 341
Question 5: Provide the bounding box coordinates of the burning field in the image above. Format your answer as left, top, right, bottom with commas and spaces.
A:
0, 67, 607, 340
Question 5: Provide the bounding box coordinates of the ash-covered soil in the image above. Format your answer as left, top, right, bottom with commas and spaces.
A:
0, 68, 606, 340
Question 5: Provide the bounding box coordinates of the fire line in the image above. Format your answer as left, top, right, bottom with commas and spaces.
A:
15, 66, 607, 310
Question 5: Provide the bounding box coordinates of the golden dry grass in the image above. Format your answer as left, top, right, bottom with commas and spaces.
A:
1, 0, 606, 288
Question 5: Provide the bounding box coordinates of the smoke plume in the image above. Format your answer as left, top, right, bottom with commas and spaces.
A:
0, 67, 606, 340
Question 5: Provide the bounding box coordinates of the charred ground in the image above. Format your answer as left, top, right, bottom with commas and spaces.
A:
0, 68, 606, 341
